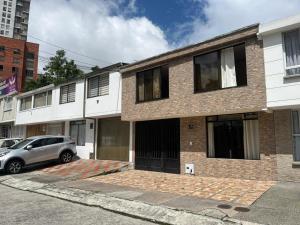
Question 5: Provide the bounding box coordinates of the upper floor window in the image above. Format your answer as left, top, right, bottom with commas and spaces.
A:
20, 96, 32, 111
33, 90, 52, 108
87, 74, 109, 98
60, 83, 76, 104
0, 46, 5, 52
283, 29, 300, 76
194, 44, 247, 92
3, 96, 12, 111
0, 65, 3, 71
136, 65, 169, 103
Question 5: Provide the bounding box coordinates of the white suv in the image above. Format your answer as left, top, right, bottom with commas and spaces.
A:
0, 135, 77, 174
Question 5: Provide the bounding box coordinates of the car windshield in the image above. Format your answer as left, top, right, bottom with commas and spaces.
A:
8, 139, 33, 149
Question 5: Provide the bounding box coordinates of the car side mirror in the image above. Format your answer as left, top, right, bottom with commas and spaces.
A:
26, 145, 32, 150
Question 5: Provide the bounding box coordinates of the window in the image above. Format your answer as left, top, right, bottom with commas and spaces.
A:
26, 52, 35, 59
13, 49, 21, 55
20, 96, 32, 111
45, 138, 64, 145
6, 19, 10, 24
13, 57, 20, 64
136, 65, 169, 102
292, 110, 300, 161
60, 83, 76, 104
283, 29, 300, 76
12, 67, 19, 74
33, 91, 52, 108
194, 44, 247, 92
0, 65, 3, 71
25, 69, 33, 79
31, 139, 47, 148
87, 74, 109, 98
3, 96, 12, 111
70, 120, 86, 146
3, 1, 7, 5
1, 24, 4, 29
0, 46, 4, 51
206, 113, 259, 160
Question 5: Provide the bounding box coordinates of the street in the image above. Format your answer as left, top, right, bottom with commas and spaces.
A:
0, 184, 156, 225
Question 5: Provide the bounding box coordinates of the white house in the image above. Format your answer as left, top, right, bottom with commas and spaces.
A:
14, 80, 95, 159
14, 63, 131, 161
84, 63, 132, 162
259, 14, 300, 180
0, 94, 26, 138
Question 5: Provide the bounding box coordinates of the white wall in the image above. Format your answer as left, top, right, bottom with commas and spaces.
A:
85, 72, 122, 118
64, 119, 95, 159
262, 25, 300, 109
15, 81, 84, 125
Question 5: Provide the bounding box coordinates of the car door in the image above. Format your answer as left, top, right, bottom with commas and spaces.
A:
43, 138, 64, 160
23, 139, 48, 164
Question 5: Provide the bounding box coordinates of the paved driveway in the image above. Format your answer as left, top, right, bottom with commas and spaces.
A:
36, 159, 129, 180
89, 170, 275, 206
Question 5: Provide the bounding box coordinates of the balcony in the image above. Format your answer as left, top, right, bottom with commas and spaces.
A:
15, 12, 22, 17
14, 23, 21, 29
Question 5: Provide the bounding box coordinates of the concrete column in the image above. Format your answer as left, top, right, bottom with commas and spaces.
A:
129, 121, 135, 163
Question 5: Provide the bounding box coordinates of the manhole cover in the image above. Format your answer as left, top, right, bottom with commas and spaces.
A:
217, 204, 232, 209
234, 207, 250, 212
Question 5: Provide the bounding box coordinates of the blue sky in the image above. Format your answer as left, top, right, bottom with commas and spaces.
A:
28, 0, 300, 72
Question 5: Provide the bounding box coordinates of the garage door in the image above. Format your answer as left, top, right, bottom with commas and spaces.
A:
135, 118, 180, 174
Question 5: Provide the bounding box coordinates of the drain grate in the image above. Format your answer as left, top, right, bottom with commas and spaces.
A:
217, 204, 232, 209
234, 207, 250, 212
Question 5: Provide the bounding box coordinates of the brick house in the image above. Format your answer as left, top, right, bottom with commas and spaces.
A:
121, 24, 282, 181
258, 14, 300, 182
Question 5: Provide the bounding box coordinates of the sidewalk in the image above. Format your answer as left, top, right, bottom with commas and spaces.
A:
0, 172, 260, 225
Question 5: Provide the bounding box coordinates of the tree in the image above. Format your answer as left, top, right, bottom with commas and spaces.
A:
43, 50, 83, 83
24, 50, 84, 91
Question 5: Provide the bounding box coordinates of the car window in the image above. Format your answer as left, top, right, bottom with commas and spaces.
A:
9, 139, 32, 149
46, 138, 64, 145
3, 140, 15, 147
31, 139, 48, 148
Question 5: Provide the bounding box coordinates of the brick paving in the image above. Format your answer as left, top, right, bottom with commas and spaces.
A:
89, 170, 276, 206
38, 159, 129, 179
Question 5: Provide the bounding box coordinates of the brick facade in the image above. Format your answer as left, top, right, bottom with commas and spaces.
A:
0, 36, 39, 91
274, 110, 300, 182
180, 112, 277, 181
122, 27, 266, 121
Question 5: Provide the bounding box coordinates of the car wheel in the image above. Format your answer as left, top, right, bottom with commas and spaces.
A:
6, 160, 23, 174
60, 151, 73, 164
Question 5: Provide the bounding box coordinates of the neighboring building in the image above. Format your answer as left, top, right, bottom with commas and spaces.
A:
258, 14, 300, 182
0, 0, 31, 40
121, 24, 283, 181
14, 63, 130, 160
85, 63, 131, 162
0, 94, 25, 138
0, 36, 39, 91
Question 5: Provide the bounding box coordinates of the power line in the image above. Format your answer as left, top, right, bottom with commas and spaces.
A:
40, 50, 97, 67
28, 34, 112, 64
38, 56, 92, 70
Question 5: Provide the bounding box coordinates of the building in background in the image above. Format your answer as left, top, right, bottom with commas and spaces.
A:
0, 36, 38, 91
0, 0, 31, 40
259, 14, 300, 182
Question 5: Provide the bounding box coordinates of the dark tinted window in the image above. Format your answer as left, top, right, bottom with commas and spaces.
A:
31, 139, 47, 148
46, 138, 64, 145
136, 65, 169, 102
194, 44, 247, 92
195, 52, 220, 92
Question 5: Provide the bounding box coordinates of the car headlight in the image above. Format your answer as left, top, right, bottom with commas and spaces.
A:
0, 151, 9, 157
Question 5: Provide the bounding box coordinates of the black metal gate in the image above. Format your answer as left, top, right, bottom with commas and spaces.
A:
135, 118, 180, 174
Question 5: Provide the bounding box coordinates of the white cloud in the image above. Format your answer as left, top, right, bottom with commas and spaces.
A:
28, 0, 170, 72
179, 0, 300, 45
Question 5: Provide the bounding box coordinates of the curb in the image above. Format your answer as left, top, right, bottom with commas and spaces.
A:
0, 176, 263, 225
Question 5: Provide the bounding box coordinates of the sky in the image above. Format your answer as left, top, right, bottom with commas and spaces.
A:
27, 0, 300, 73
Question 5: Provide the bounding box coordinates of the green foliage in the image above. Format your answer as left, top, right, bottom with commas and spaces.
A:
24, 50, 85, 92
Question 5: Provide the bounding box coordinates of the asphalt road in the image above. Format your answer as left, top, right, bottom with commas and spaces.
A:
0, 184, 156, 225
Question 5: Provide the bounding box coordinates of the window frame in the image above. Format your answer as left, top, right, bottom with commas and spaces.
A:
205, 112, 259, 160
193, 42, 247, 93
33, 90, 52, 108
20, 96, 32, 111
59, 83, 76, 104
282, 28, 300, 78
135, 64, 169, 103
3, 96, 12, 112
87, 73, 110, 98
70, 120, 86, 146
